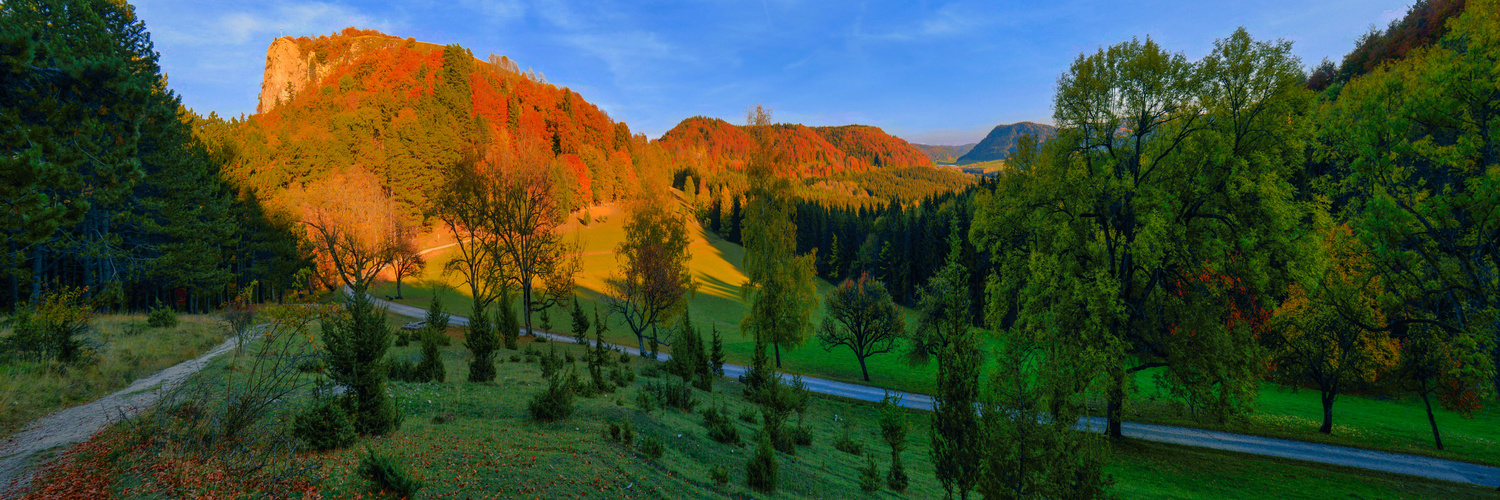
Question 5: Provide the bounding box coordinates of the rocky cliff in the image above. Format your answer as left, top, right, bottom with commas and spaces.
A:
255, 38, 308, 115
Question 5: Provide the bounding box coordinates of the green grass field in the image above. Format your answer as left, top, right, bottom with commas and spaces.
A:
65, 332, 1495, 499
0, 314, 226, 437
368, 201, 1500, 471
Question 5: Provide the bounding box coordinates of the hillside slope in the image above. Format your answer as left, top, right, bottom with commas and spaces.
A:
657, 116, 934, 178
956, 121, 1057, 164
913, 143, 976, 163
226, 28, 662, 222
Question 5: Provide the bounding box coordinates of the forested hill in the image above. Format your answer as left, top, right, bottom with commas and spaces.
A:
217, 27, 669, 223
658, 116, 934, 178
912, 143, 976, 163
955, 122, 1056, 164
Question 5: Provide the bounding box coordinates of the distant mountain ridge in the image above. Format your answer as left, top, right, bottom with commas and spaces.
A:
912, 143, 976, 163
956, 122, 1057, 164
657, 117, 933, 178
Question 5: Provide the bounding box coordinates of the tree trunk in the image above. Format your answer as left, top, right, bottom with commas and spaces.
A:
858, 356, 870, 382
521, 278, 533, 336
1319, 390, 1336, 434
774, 341, 782, 368
1421, 387, 1444, 450
1107, 370, 1125, 439
395, 274, 404, 299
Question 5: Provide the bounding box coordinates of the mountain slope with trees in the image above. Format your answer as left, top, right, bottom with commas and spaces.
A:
954, 122, 1057, 164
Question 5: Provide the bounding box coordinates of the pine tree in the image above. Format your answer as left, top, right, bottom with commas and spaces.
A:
465, 307, 498, 383
710, 325, 726, 376
323, 293, 400, 435
498, 287, 520, 350
571, 297, 591, 345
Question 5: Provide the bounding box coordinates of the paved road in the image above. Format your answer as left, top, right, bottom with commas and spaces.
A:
373, 293, 1500, 488
0, 334, 254, 497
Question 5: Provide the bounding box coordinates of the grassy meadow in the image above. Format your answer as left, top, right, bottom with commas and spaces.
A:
0, 314, 226, 437
369, 202, 1500, 471
30, 330, 1495, 499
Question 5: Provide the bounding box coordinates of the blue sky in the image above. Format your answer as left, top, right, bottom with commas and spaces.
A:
136, 0, 1414, 145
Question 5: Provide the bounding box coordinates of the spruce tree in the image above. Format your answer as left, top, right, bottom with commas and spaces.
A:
571, 297, 590, 345
498, 288, 520, 350
710, 325, 726, 377
323, 293, 399, 435
465, 307, 498, 383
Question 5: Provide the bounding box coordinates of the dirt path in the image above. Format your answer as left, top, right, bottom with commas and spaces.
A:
0, 335, 251, 497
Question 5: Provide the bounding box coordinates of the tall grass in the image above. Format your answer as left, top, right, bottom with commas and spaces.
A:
0, 314, 225, 436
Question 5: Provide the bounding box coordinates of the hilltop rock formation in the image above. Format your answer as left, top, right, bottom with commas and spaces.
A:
956, 122, 1057, 164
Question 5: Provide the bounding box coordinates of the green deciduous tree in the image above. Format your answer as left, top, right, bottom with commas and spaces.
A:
818, 273, 906, 382
740, 105, 819, 367
606, 199, 693, 358
975, 29, 1309, 438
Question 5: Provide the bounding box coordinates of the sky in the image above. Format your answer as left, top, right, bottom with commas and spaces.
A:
135, 0, 1415, 145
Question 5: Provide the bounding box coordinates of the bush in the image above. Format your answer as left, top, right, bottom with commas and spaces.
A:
638, 362, 664, 378
701, 404, 741, 446
859, 456, 882, 493
292, 399, 356, 451
510, 354, 522, 363
610, 364, 635, 387
710, 465, 730, 486
638, 434, 664, 460
393, 331, 411, 347
388, 358, 420, 382
834, 435, 864, 456
622, 420, 634, 446
4, 288, 92, 363
887, 453, 909, 492
465, 312, 498, 383
147, 301, 178, 328
635, 388, 657, 412
641, 379, 697, 412
415, 331, 446, 382
790, 424, 813, 447
608, 422, 621, 442
738, 407, 759, 424
745, 433, 778, 494
296, 359, 326, 374
619, 352, 632, 365
358, 450, 424, 499
533, 334, 548, 343
527, 375, 574, 422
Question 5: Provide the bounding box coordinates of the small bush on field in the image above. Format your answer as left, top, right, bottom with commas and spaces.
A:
710, 465, 730, 486
147, 301, 178, 328
746, 433, 778, 493
701, 404, 742, 446
358, 450, 424, 499
859, 456, 882, 493
641, 379, 697, 412
835, 434, 864, 455
293, 398, 356, 451
738, 407, 759, 424
527, 375, 574, 422
638, 434, 664, 460
509, 354, 521, 363
790, 424, 813, 447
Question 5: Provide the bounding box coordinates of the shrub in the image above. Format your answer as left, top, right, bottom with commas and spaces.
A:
745, 433, 778, 493
641, 379, 697, 412
887, 453, 909, 492
619, 351, 632, 365
564, 351, 575, 364
415, 331, 446, 382
147, 301, 178, 328
710, 465, 730, 486
790, 424, 813, 447
638, 434, 664, 460
638, 362, 664, 378
611, 365, 635, 387
859, 456, 882, 493
608, 422, 621, 442
509, 354, 522, 363
738, 407, 759, 424
622, 420, 634, 446
533, 334, 548, 343
393, 331, 411, 347
834, 435, 864, 456
635, 388, 657, 412
358, 450, 424, 499
292, 399, 356, 451
388, 358, 419, 382
527, 375, 574, 422
701, 404, 741, 446
296, 359, 326, 374
465, 312, 498, 383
